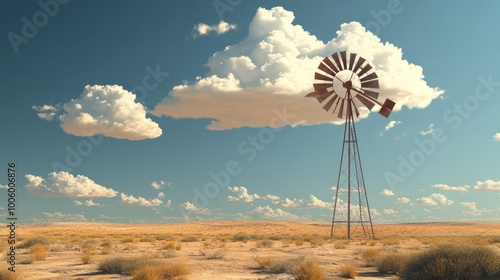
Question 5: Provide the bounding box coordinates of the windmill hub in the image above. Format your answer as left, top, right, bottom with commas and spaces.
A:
342, 80, 352, 89
332, 70, 361, 99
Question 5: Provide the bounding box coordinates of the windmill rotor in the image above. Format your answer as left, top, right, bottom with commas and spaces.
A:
305, 51, 397, 240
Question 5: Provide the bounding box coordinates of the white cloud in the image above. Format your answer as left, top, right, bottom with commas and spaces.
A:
493, 133, 500, 142
180, 202, 210, 215
281, 198, 304, 208
473, 180, 500, 192
419, 123, 435, 135
226, 186, 260, 202
35, 85, 162, 140
73, 199, 98, 206
120, 193, 162, 207
417, 193, 453, 206
396, 197, 411, 204
158, 192, 165, 198
194, 20, 237, 37
0, 184, 7, 189
385, 121, 401, 131
263, 194, 280, 201
164, 200, 172, 208
151, 180, 170, 190
370, 208, 381, 217
431, 183, 469, 193
250, 206, 300, 220
461, 202, 477, 211
42, 212, 87, 222
25, 172, 118, 198
380, 189, 395, 196
32, 104, 58, 121
383, 209, 398, 215
307, 195, 332, 208
153, 7, 443, 130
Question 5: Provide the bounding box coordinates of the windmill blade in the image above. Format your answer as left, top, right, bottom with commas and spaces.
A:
353, 57, 366, 73
337, 100, 345, 118
305, 91, 319, 98
349, 53, 357, 70
323, 57, 339, 74
352, 102, 360, 117
318, 62, 337, 77
315, 72, 333, 82
360, 72, 378, 82
313, 83, 331, 91
363, 89, 379, 99
340, 51, 347, 70
317, 90, 335, 103
332, 52, 342, 71
331, 96, 342, 115
322, 94, 339, 112
361, 80, 379, 89
358, 64, 373, 77
354, 94, 376, 110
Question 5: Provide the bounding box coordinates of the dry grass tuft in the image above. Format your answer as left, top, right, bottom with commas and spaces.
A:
401, 243, 500, 280
0, 269, 19, 280
131, 262, 190, 280
162, 249, 176, 258
81, 249, 94, 264
256, 255, 325, 279
233, 232, 250, 242
375, 253, 410, 275
259, 240, 274, 248
29, 244, 48, 262
294, 258, 326, 280
19, 237, 51, 249
162, 241, 182, 250
334, 242, 347, 249
337, 265, 358, 279
99, 257, 156, 275
180, 236, 198, 242
294, 239, 304, 246
200, 249, 226, 259
360, 248, 380, 266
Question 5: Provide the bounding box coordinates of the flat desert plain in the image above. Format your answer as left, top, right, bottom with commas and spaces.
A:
2, 221, 500, 279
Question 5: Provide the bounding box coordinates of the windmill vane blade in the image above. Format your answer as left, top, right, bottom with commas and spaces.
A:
361, 80, 379, 89
354, 94, 376, 110
358, 64, 372, 77
349, 53, 357, 70
319, 62, 337, 77
314, 72, 333, 82
332, 53, 342, 72
313, 83, 331, 91
317, 91, 335, 103
353, 57, 365, 73
323, 57, 340, 73
363, 89, 379, 100
360, 72, 378, 82
340, 51, 347, 70
322, 94, 339, 111
337, 100, 345, 118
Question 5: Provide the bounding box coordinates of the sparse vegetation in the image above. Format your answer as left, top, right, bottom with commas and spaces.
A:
162, 249, 176, 258
401, 243, 500, 280
19, 237, 51, 248
180, 236, 198, 242
233, 232, 250, 242
338, 265, 358, 279
294, 258, 326, 280
375, 253, 410, 275
131, 262, 190, 280
259, 239, 274, 248
0, 269, 19, 280
360, 248, 380, 266
81, 249, 93, 264
162, 241, 182, 250
200, 249, 226, 259
255, 255, 325, 279
29, 244, 48, 262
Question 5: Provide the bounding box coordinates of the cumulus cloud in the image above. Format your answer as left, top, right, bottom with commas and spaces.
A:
307, 195, 332, 208
194, 20, 237, 37
158, 192, 165, 198
34, 85, 162, 140
417, 193, 453, 206
120, 193, 162, 207
397, 197, 411, 204
420, 123, 435, 135
227, 186, 260, 202
461, 202, 477, 211
42, 212, 87, 222
281, 198, 304, 208
153, 7, 443, 130
151, 180, 170, 190
383, 209, 398, 215
73, 199, 98, 206
250, 206, 300, 220
431, 183, 469, 193
385, 121, 401, 131
494, 133, 500, 142
263, 194, 280, 201
25, 172, 118, 198
0, 184, 7, 189
473, 180, 500, 192
380, 189, 395, 196
180, 202, 210, 215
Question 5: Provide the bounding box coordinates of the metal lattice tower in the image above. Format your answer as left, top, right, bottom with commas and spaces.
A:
305, 51, 396, 239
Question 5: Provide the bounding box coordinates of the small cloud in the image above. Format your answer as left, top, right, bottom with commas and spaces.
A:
180, 201, 210, 215
151, 180, 170, 190
164, 200, 172, 208
493, 133, 500, 142
380, 189, 395, 196
385, 121, 401, 131
431, 183, 469, 193
226, 186, 260, 202
307, 195, 332, 208
32, 104, 59, 121
383, 209, 398, 215
73, 199, 98, 206
419, 123, 435, 135
249, 206, 300, 220
370, 208, 381, 217
263, 194, 280, 201
417, 193, 453, 206
42, 212, 87, 222
158, 192, 165, 198
461, 202, 477, 211
25, 172, 118, 198
281, 198, 304, 208
397, 197, 411, 204
193, 20, 237, 37
473, 180, 500, 192
120, 193, 162, 207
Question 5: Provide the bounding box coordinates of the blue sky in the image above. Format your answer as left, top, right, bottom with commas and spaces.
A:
1, 1, 500, 223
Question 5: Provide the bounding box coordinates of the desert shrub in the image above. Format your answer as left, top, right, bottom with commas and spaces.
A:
233, 232, 250, 242
99, 257, 158, 275
294, 259, 326, 280
337, 265, 358, 279
29, 244, 48, 261
81, 249, 93, 264
295, 239, 304, 246
255, 256, 276, 268
162, 241, 182, 250
82, 239, 98, 249
382, 239, 400, 246
162, 249, 176, 258
131, 262, 189, 280
309, 238, 325, 246
376, 253, 409, 275
401, 244, 500, 280
361, 248, 380, 266
49, 245, 65, 252
0, 269, 19, 280
180, 236, 198, 242
334, 242, 346, 249
139, 237, 153, 242
101, 246, 112, 255
259, 240, 274, 248
200, 249, 226, 259
18, 237, 51, 248
120, 237, 135, 243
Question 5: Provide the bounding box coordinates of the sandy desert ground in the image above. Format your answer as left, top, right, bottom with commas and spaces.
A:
2, 221, 499, 279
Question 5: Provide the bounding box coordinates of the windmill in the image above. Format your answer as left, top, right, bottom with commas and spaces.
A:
305, 51, 395, 239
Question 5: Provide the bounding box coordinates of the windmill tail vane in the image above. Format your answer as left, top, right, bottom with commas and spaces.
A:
305, 51, 396, 240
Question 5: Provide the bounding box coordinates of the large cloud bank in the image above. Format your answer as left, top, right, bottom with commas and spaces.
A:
153, 6, 443, 130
